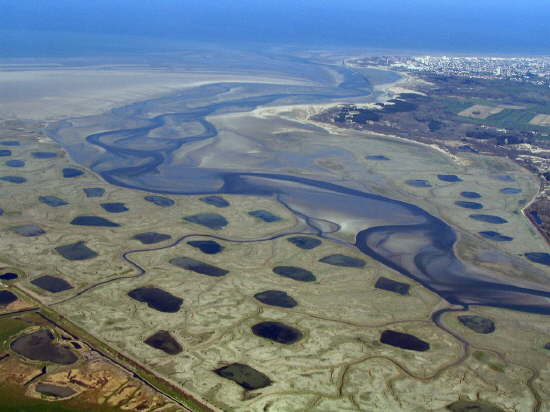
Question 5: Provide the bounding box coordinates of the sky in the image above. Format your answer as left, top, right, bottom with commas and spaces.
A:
1, 0, 550, 56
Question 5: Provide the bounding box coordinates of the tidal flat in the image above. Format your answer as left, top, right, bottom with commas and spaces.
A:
0, 51, 548, 412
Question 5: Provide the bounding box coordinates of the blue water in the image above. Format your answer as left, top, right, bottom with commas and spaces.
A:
2, 1, 550, 57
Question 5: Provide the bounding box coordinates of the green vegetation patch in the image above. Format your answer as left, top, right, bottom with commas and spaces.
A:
0, 317, 29, 348
0, 384, 121, 412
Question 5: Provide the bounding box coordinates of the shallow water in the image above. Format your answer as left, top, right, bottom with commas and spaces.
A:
70, 216, 120, 227
437, 174, 462, 183
251, 321, 303, 344
254, 290, 298, 308
0, 176, 26, 183
128, 287, 183, 312
500, 187, 522, 194
31, 275, 73, 293
470, 214, 507, 224
460, 191, 481, 199
10, 329, 78, 364
170, 257, 229, 277
187, 240, 223, 254
455, 201, 483, 210
144, 330, 182, 354
248, 209, 281, 222
144, 195, 174, 207
55, 241, 98, 260
272, 266, 316, 282
287, 236, 322, 250
200, 195, 230, 208
133, 232, 171, 244
11, 224, 46, 237
39, 196, 69, 207
479, 231, 513, 242
0, 290, 18, 305
83, 187, 105, 197
5, 160, 25, 168
62, 168, 84, 178
32, 151, 57, 159
184, 213, 228, 229
380, 330, 429, 351
101, 202, 128, 213
214, 363, 271, 390
319, 254, 365, 268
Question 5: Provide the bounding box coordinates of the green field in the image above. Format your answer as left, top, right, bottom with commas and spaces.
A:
442, 97, 550, 134
0, 384, 121, 412
0, 317, 30, 349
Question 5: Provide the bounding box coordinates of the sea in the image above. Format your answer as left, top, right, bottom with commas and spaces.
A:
0, 0, 549, 58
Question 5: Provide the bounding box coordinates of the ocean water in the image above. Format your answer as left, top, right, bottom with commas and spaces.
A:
1, 0, 549, 57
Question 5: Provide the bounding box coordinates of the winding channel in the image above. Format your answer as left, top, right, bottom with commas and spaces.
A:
49, 59, 550, 315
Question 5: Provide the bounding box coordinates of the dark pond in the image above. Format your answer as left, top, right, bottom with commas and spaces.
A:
460, 191, 481, 199
144, 195, 175, 207
405, 179, 431, 188
0, 150, 12, 156
380, 330, 430, 351
32, 152, 57, 159
62, 168, 84, 178
200, 195, 230, 208
0, 141, 20, 146
272, 266, 316, 282
479, 231, 513, 242
0, 290, 18, 305
187, 240, 224, 254
530, 211, 543, 225
31, 275, 73, 293
525, 252, 550, 266
83, 187, 105, 198
71, 342, 82, 349
101, 202, 128, 213
366, 155, 390, 160
144, 330, 182, 355
287, 236, 322, 250
214, 363, 272, 390
5, 160, 25, 168
248, 209, 281, 222
319, 254, 366, 268
55, 241, 98, 260
0, 273, 18, 280
544, 342, 550, 350
447, 400, 504, 412
457, 315, 495, 334
500, 187, 522, 194
254, 290, 298, 308
10, 329, 78, 364
437, 174, 462, 183
35, 383, 76, 398
496, 175, 514, 182
39, 196, 68, 207
0, 176, 26, 183
184, 213, 228, 229
11, 224, 46, 237
133, 232, 172, 244
170, 257, 229, 277
70, 216, 120, 227
128, 287, 183, 313
0, 208, 3, 215
457, 145, 479, 153
251, 321, 303, 344
375, 276, 410, 295
455, 201, 483, 210
469, 214, 508, 224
